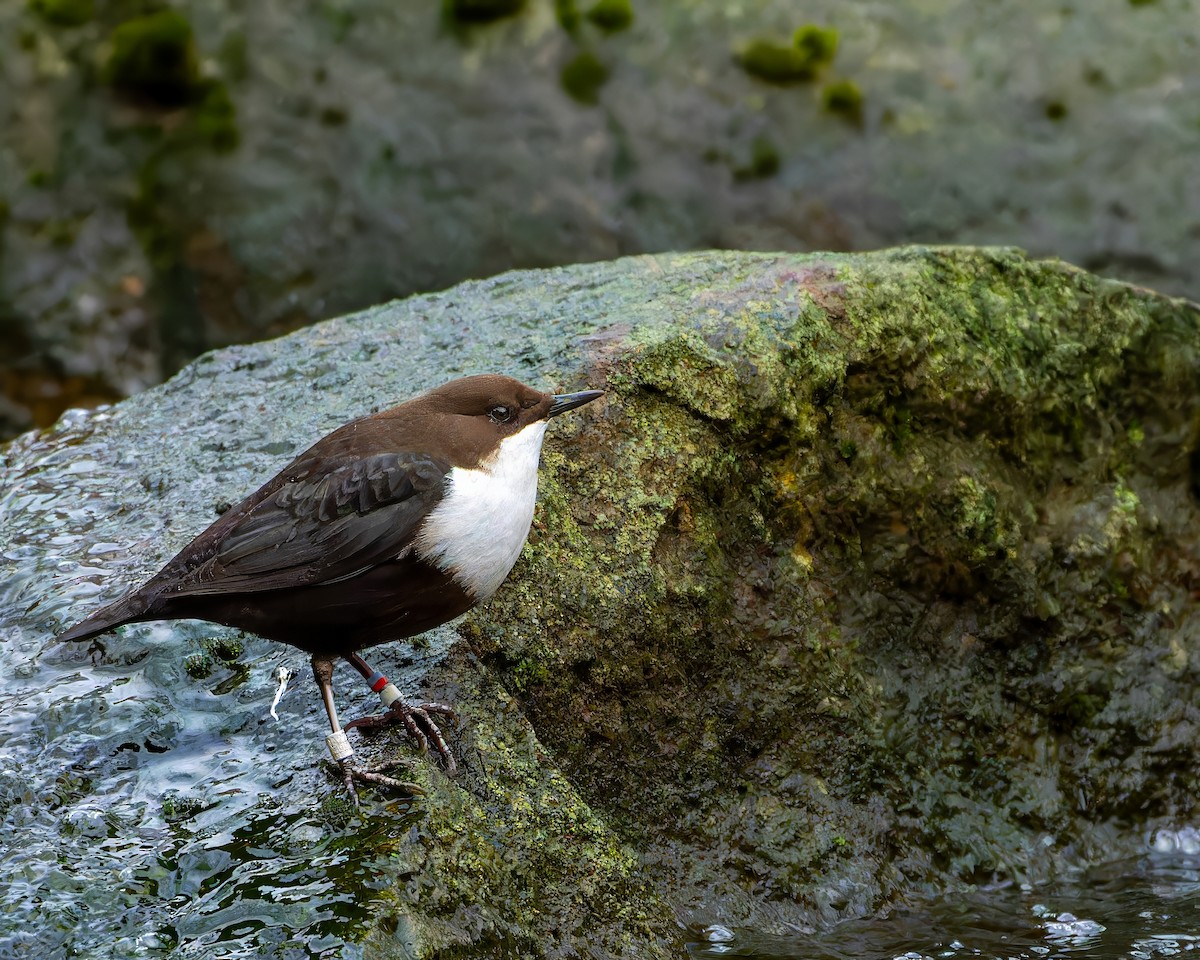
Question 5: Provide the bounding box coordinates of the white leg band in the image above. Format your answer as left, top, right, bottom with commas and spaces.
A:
326, 730, 354, 762
378, 682, 402, 709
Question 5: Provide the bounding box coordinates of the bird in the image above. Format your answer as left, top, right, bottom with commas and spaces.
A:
57, 374, 604, 803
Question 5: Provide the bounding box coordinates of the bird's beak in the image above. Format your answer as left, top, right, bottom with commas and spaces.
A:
549, 389, 604, 418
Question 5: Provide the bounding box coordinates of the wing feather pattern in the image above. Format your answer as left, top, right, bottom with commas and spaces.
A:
167, 452, 449, 595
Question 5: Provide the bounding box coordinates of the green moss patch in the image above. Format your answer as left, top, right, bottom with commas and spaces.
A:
739, 25, 839, 84
561, 50, 609, 104
823, 79, 864, 122
585, 0, 634, 32
27, 0, 92, 27
103, 10, 202, 107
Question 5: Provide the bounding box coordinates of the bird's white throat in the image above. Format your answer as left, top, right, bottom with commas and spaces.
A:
415, 419, 550, 599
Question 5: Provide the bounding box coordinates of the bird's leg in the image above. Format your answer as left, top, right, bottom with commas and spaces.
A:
342, 651, 458, 775
311, 655, 421, 805
312, 655, 357, 800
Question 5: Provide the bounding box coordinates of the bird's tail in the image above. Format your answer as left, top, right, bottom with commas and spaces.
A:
57, 592, 154, 644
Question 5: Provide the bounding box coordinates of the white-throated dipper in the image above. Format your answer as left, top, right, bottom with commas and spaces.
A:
57, 374, 603, 803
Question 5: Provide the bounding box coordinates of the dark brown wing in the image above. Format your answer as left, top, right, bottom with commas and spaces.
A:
163, 452, 449, 596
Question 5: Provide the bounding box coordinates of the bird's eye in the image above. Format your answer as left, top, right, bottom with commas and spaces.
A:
488, 405, 514, 424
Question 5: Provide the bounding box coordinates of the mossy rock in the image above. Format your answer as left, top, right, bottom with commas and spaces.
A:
458, 247, 1200, 932
7, 248, 1198, 956
103, 10, 202, 107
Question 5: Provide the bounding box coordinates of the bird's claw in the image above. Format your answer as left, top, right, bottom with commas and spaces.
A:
345, 700, 458, 775
329, 758, 425, 808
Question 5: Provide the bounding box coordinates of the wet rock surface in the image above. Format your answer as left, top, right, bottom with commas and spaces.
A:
1, 247, 1197, 957
2, 0, 1198, 437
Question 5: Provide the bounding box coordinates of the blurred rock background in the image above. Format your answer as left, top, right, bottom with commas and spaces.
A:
1, 0, 1196, 438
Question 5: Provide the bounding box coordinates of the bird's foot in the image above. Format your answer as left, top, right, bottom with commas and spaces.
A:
345, 700, 458, 775
329, 758, 424, 808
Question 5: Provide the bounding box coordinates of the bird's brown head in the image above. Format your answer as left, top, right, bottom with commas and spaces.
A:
384, 374, 603, 466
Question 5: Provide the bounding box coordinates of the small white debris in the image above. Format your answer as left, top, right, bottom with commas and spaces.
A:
269, 666, 292, 720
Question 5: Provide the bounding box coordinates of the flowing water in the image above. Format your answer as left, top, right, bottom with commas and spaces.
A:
685, 832, 1200, 960
0, 408, 435, 958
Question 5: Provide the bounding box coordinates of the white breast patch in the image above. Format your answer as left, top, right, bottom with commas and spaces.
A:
415, 420, 549, 600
